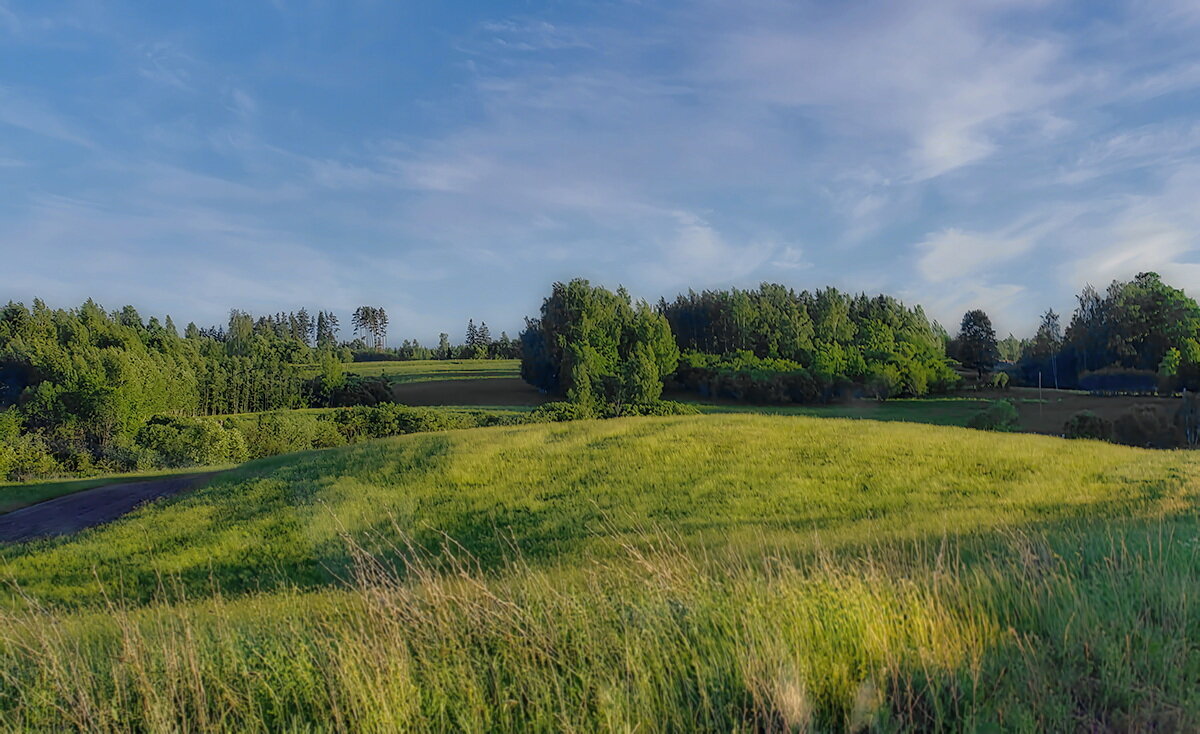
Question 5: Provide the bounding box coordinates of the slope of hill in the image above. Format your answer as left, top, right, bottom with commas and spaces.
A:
0, 415, 1196, 730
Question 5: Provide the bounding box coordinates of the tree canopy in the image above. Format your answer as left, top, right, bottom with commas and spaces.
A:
520, 279, 679, 407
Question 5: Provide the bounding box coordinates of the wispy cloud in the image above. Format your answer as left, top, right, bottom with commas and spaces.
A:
4, 0, 1200, 339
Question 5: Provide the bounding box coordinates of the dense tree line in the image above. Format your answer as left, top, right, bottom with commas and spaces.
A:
520, 279, 679, 410
658, 284, 958, 400
0, 300, 320, 477
519, 280, 956, 409
1008, 273, 1200, 392
0, 296, 547, 479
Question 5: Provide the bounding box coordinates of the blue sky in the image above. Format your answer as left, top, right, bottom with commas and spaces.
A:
3, 0, 1200, 342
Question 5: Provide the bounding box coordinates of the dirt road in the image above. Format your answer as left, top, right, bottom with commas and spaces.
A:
0, 473, 217, 544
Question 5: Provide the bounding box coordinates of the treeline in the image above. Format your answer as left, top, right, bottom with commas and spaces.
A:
352, 320, 520, 362
519, 280, 959, 409
659, 285, 958, 400
947, 273, 1200, 393
0, 298, 528, 480
0, 300, 308, 477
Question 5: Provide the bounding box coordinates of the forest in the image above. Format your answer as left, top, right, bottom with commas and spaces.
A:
3, 271, 1200, 480
0, 300, 516, 479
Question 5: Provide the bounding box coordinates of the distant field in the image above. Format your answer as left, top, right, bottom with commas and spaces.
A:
684, 395, 992, 426
297, 358, 520, 382
0, 415, 1196, 729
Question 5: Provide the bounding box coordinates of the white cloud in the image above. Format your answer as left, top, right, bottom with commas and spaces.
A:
643, 212, 775, 288
0, 87, 94, 148
916, 228, 1034, 283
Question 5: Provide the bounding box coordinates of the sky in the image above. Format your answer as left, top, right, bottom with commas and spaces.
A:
2, 0, 1200, 342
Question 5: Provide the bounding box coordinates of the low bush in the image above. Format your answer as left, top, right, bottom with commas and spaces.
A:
529, 401, 595, 422
134, 416, 249, 468
236, 411, 346, 459
0, 433, 61, 481
1112, 405, 1180, 449
675, 351, 829, 404
329, 404, 472, 440
966, 400, 1020, 432
1063, 410, 1112, 441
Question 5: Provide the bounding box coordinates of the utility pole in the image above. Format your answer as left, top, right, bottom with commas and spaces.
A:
1039, 371, 1043, 421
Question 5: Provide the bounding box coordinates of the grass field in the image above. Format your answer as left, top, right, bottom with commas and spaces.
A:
298, 358, 520, 382
0, 415, 1197, 730
686, 396, 993, 426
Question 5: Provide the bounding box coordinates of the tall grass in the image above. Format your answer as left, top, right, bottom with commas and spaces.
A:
0, 415, 1197, 730
0, 519, 1196, 731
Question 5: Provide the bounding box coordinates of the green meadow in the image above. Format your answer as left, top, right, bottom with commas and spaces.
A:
297, 358, 520, 382
1, 414, 1197, 731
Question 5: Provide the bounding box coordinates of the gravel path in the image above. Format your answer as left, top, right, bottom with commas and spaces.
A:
0, 473, 217, 544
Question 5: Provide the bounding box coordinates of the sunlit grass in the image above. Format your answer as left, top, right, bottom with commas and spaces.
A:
688, 397, 993, 426
0, 414, 1197, 730
295, 358, 520, 382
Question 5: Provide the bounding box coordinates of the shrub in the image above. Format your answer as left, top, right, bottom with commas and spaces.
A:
328, 404, 472, 440
675, 351, 827, 404
990, 372, 1010, 390
237, 411, 345, 459
1112, 405, 1180, 448
1063, 411, 1112, 441
966, 400, 1020, 432
134, 416, 249, 468
529, 401, 596, 422
0, 434, 61, 480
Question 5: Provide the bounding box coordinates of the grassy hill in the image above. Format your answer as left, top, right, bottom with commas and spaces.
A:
1, 415, 1197, 730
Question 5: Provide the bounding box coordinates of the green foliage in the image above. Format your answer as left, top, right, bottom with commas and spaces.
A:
528, 401, 596, 422
236, 411, 348, 458
133, 416, 249, 468
1060, 274, 1200, 389
954, 309, 999, 378
0, 433, 60, 481
865, 364, 902, 401
676, 351, 827, 403
316, 349, 346, 395
0, 299, 306, 476
997, 333, 1024, 362
966, 399, 1020, 432
520, 279, 679, 405
1063, 410, 1113, 441
661, 285, 957, 401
